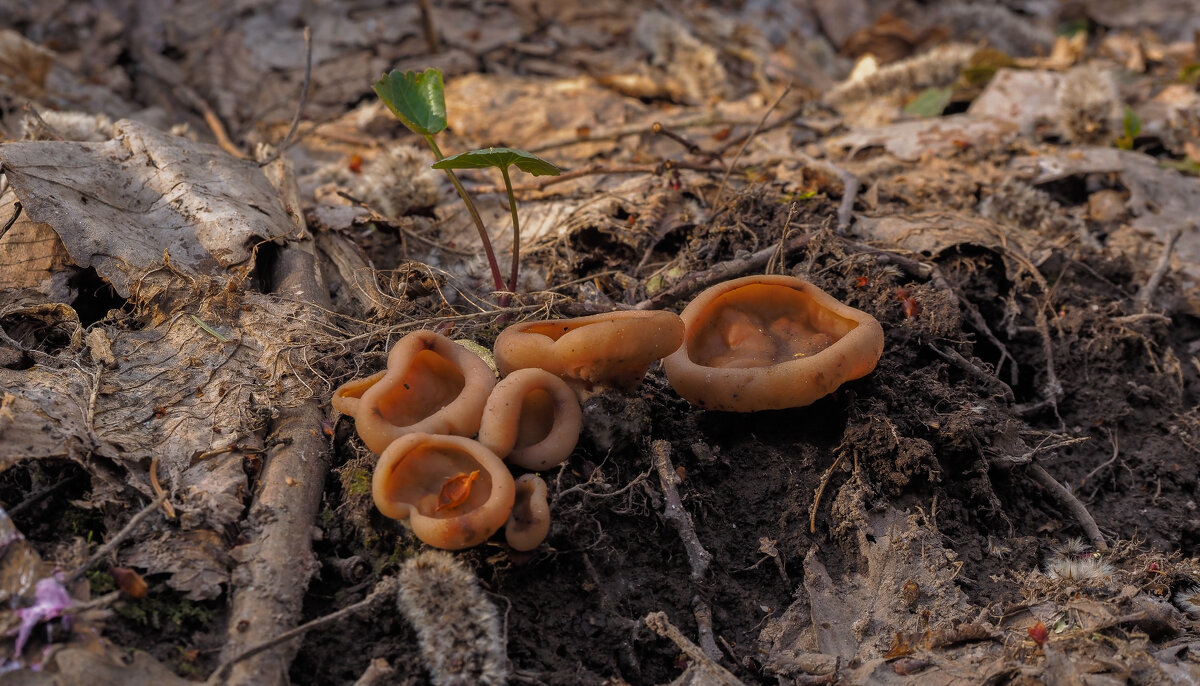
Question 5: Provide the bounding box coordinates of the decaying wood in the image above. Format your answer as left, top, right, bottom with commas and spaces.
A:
216, 242, 332, 686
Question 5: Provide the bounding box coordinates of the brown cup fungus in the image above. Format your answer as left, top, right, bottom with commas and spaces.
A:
331, 330, 497, 454
373, 433, 516, 550
493, 311, 685, 393
477, 368, 582, 471
505, 474, 550, 551
662, 275, 884, 411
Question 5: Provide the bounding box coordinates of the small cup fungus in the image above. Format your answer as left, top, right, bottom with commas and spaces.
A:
493, 311, 684, 393
477, 368, 582, 471
373, 433, 516, 550
662, 275, 884, 411
505, 474, 550, 551
331, 330, 497, 453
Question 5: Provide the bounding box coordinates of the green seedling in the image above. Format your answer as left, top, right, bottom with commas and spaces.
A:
373, 68, 560, 298
433, 147, 560, 295
1116, 106, 1141, 150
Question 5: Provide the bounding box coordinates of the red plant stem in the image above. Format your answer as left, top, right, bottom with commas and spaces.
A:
424, 136, 506, 294
501, 165, 520, 293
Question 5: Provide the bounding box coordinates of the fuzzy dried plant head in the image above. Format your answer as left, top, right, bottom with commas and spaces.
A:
1045, 553, 1115, 584
1174, 585, 1200, 616
396, 550, 508, 686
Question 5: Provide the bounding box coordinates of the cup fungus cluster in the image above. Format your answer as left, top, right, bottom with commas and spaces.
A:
332, 275, 883, 550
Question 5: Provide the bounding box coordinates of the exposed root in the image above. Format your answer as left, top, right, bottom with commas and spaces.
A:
651, 439, 711, 581
809, 451, 847, 534
643, 611, 745, 685
1136, 225, 1185, 311
1027, 462, 1107, 551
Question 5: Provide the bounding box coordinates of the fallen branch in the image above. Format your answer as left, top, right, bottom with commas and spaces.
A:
216, 241, 333, 686
651, 440, 711, 581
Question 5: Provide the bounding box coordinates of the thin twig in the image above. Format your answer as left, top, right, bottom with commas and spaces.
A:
259, 27, 313, 168
208, 576, 400, 685
652, 121, 715, 158
173, 84, 247, 159
651, 440, 711, 581
1135, 224, 1185, 310
1082, 429, 1119, 485
469, 160, 725, 195
21, 103, 64, 141
712, 87, 790, 209
928, 343, 1014, 403
692, 597, 723, 662
67, 590, 122, 614
66, 494, 167, 584
765, 202, 798, 276
643, 612, 745, 685
1026, 462, 1107, 551
856, 245, 1017, 385
635, 229, 817, 311
1030, 301, 1064, 429
415, 0, 440, 54
8, 474, 80, 517
0, 200, 21, 242
149, 454, 178, 519
791, 150, 859, 232
809, 452, 847, 534
333, 190, 474, 256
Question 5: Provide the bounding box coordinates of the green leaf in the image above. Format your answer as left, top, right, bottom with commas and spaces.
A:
903, 87, 954, 118
373, 68, 447, 136
432, 147, 562, 176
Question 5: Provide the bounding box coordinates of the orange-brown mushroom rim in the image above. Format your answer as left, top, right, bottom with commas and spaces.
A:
494, 310, 684, 391
373, 433, 516, 550
662, 275, 884, 412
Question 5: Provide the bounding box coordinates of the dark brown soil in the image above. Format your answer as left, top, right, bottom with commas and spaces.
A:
3, 1, 1200, 685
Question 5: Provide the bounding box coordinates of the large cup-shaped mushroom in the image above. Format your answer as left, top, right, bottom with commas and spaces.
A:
494, 311, 684, 394
332, 330, 497, 454
662, 275, 884, 411
505, 474, 551, 551
477, 368, 582, 471
373, 433, 516, 550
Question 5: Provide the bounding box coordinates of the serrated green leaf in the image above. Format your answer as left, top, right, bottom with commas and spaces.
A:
432, 147, 562, 176
373, 68, 446, 136
903, 87, 954, 118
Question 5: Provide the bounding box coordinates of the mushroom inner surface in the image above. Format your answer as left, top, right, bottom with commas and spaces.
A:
383, 445, 493, 518
690, 284, 858, 368
514, 389, 555, 449
375, 349, 466, 425
523, 320, 585, 341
